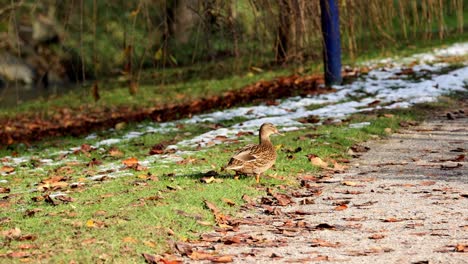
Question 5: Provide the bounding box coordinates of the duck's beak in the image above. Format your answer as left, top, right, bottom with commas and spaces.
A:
276, 130, 285, 136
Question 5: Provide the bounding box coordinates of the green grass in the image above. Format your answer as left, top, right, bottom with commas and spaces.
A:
1, 93, 462, 262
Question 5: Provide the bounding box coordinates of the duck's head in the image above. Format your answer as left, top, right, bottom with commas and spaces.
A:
259, 123, 283, 138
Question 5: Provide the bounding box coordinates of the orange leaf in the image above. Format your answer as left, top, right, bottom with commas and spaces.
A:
189, 251, 213, 260
222, 198, 236, 206
334, 204, 348, 211
122, 236, 138, 243
122, 157, 138, 166
212, 255, 234, 263
1, 166, 15, 173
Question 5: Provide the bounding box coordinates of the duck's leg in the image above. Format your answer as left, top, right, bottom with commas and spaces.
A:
255, 173, 261, 183
234, 172, 239, 180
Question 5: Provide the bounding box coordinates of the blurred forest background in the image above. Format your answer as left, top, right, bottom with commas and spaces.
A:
0, 0, 466, 105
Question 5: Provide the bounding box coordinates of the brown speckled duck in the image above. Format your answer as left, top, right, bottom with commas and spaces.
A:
225, 123, 283, 183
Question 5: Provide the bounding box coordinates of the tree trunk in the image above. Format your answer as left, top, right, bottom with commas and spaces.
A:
275, 0, 305, 63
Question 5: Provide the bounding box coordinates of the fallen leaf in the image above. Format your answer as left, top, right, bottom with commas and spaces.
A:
24, 208, 42, 217
7, 251, 30, 258
420, 181, 436, 186
141, 253, 159, 264
334, 204, 348, 211
211, 255, 234, 263
204, 200, 220, 214
298, 115, 320, 124
382, 218, 404, 222
1, 227, 21, 239
122, 236, 138, 243
342, 181, 358, 186
314, 223, 335, 230
369, 234, 385, 239
109, 147, 124, 157
0, 187, 10, 193
123, 157, 139, 167
0, 165, 15, 173
149, 143, 165, 155
307, 154, 328, 169
175, 242, 193, 256
200, 176, 215, 184
189, 251, 214, 261
351, 144, 370, 152
440, 163, 462, 170
86, 219, 96, 228
455, 244, 466, 252
310, 238, 340, 247
332, 161, 348, 172
272, 193, 294, 206
242, 194, 253, 204
18, 243, 37, 250
222, 198, 236, 206
367, 100, 381, 107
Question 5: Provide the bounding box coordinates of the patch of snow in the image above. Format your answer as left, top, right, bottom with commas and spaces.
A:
85, 133, 97, 140
349, 122, 371, 129
95, 138, 122, 147
124, 131, 144, 139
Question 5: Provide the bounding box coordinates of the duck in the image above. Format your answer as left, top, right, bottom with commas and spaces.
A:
225, 123, 283, 183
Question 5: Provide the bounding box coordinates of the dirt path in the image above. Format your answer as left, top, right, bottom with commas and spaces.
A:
177, 110, 468, 263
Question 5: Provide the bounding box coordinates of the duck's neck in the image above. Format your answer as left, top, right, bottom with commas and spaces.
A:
259, 134, 272, 146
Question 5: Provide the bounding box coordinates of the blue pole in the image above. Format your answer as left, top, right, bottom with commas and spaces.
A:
320, 0, 342, 86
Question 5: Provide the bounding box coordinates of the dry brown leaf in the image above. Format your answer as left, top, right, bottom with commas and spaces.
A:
310, 238, 340, 248
200, 176, 215, 184
382, 218, 403, 223
141, 253, 159, 264
242, 194, 253, 204
342, 181, 358, 186
211, 255, 234, 263
204, 200, 220, 214
109, 147, 124, 157
420, 181, 436, 186
222, 198, 236, 206
369, 234, 385, 240
307, 154, 329, 169
272, 193, 294, 206
122, 236, 138, 243
189, 251, 214, 260
1, 227, 21, 239
332, 161, 348, 172
7, 251, 30, 258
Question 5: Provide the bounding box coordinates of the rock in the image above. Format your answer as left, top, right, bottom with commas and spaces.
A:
0, 52, 36, 84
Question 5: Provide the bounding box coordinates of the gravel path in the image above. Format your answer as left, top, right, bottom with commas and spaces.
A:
178, 109, 468, 264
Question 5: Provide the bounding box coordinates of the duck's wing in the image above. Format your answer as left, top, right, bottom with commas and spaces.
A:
231, 144, 258, 161
233, 144, 258, 161
226, 144, 258, 169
